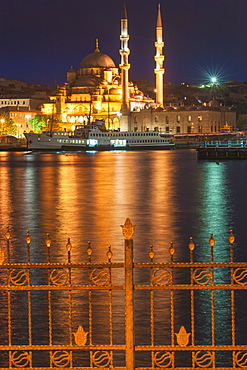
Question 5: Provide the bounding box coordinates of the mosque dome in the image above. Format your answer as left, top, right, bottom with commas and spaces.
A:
80, 51, 116, 69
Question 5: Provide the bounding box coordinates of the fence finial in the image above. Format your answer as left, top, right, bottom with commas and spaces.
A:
45, 233, 51, 248
188, 237, 195, 251
208, 233, 215, 247
121, 218, 135, 240
228, 229, 235, 244
5, 226, 11, 240
26, 230, 31, 245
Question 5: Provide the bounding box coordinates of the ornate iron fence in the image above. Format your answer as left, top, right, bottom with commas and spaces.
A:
0, 219, 247, 369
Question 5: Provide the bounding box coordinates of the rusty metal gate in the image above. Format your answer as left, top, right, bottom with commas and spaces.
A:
0, 218, 247, 369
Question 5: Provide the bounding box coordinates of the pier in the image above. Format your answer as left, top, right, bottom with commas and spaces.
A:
197, 140, 247, 159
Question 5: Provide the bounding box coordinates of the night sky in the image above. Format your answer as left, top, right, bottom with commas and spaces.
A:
1, 0, 246, 86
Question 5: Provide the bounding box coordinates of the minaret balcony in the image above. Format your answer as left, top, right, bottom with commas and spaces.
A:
120, 35, 130, 41
155, 41, 164, 47
120, 64, 130, 70
154, 68, 165, 74
119, 50, 130, 57
154, 55, 165, 62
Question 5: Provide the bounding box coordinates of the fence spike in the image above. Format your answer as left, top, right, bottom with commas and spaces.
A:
66, 238, 72, 252
107, 245, 113, 262
26, 230, 31, 245
5, 226, 11, 240
45, 233, 51, 248
208, 233, 215, 247
188, 237, 195, 251
148, 245, 155, 261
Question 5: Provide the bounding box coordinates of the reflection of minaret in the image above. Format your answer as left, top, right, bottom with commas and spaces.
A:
154, 3, 165, 107
119, 1, 130, 131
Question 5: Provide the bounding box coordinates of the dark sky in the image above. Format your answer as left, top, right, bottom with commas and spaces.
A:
0, 0, 246, 86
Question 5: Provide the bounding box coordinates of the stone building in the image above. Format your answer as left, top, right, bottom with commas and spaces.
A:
0, 98, 45, 137
130, 104, 236, 134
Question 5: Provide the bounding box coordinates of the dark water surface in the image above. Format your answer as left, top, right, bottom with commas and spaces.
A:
1, 149, 247, 367
1, 149, 247, 260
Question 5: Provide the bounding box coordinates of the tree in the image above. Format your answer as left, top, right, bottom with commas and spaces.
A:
29, 115, 47, 132
0, 111, 17, 136
29, 115, 63, 132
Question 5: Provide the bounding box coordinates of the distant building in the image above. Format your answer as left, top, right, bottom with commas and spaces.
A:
130, 104, 236, 134
0, 98, 45, 137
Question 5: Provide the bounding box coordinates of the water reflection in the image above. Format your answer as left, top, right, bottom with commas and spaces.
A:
1, 150, 247, 367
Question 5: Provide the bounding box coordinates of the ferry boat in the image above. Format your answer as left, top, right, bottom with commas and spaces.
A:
24, 121, 174, 151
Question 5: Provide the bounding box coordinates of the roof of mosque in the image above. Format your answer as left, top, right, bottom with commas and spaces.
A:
80, 51, 116, 69
74, 75, 99, 87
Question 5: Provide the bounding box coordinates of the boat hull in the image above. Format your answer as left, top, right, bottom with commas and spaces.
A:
24, 126, 174, 151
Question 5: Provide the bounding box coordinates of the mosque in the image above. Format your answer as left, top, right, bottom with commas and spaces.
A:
42, 3, 236, 134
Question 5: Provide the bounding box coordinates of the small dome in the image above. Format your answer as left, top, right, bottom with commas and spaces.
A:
209, 99, 219, 107
186, 105, 198, 110
74, 75, 99, 87
80, 51, 116, 69
109, 87, 121, 95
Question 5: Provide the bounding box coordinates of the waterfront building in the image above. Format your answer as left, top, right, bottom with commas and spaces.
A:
0, 98, 45, 137
41, 3, 236, 134
130, 103, 236, 134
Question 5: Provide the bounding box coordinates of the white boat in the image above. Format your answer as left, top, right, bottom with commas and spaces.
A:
24, 121, 174, 151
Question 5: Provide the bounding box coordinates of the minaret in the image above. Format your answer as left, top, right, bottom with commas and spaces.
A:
119, 1, 130, 131
154, 3, 165, 107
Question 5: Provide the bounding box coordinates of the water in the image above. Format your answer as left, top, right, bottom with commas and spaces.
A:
1, 149, 247, 367
1, 149, 247, 260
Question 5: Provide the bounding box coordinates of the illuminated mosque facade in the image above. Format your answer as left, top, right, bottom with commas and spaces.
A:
42, 3, 236, 134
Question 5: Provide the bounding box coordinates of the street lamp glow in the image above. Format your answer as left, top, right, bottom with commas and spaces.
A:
211, 77, 217, 83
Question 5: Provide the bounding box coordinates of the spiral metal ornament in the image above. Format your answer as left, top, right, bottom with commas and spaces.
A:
194, 351, 214, 367
92, 351, 111, 367
11, 351, 31, 367
234, 351, 247, 367
90, 268, 110, 285
50, 268, 69, 285
9, 269, 28, 286
151, 268, 172, 286
154, 351, 173, 367
233, 268, 247, 285
193, 268, 212, 285
51, 351, 70, 367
